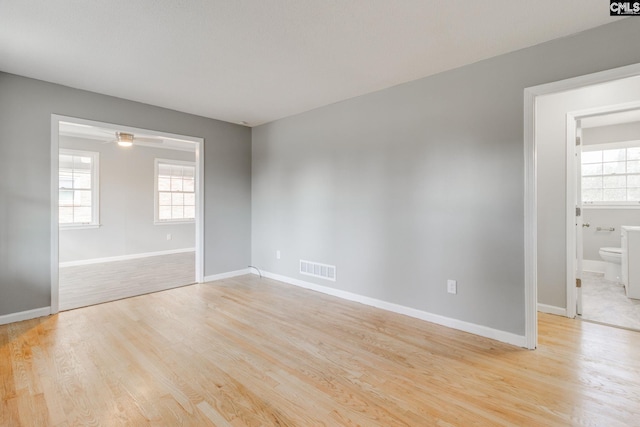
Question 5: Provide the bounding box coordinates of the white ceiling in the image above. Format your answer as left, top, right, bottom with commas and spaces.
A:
0, 1, 622, 126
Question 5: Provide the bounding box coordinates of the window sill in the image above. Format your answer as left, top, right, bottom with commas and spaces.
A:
153, 220, 195, 226
583, 205, 640, 210
59, 224, 101, 230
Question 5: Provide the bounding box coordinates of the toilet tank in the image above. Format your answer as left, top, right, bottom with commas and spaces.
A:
622, 226, 640, 300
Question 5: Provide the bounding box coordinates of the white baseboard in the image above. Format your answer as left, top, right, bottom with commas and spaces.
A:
0, 307, 51, 326
204, 268, 251, 283
582, 259, 606, 274
537, 303, 567, 317
255, 270, 527, 348
60, 248, 195, 268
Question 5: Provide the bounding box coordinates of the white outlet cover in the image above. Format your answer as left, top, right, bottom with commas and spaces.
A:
447, 279, 457, 294
276, 250, 281, 259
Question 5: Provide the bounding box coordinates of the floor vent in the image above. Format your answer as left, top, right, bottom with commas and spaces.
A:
300, 260, 336, 282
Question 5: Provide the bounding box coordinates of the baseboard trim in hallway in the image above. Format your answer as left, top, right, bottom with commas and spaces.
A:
255, 270, 527, 348
537, 303, 567, 317
0, 306, 51, 325
204, 268, 251, 282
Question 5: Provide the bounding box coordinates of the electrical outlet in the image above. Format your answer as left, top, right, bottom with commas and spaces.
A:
276, 250, 281, 260
166, 234, 172, 241
447, 279, 457, 294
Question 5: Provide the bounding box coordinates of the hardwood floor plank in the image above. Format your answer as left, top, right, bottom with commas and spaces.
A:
0, 397, 20, 427
15, 392, 49, 427
196, 401, 232, 427
2, 274, 640, 426
0, 328, 16, 403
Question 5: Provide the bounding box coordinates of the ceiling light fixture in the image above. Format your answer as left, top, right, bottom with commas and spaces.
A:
116, 132, 134, 147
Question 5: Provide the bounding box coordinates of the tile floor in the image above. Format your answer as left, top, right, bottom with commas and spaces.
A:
580, 271, 640, 330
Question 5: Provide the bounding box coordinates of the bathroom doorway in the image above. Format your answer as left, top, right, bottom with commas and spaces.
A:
526, 63, 640, 348
571, 107, 640, 331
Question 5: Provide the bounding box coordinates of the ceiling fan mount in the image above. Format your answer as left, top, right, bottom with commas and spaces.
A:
116, 132, 134, 147
109, 131, 163, 147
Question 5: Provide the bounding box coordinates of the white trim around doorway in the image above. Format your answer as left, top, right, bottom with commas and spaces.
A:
50, 115, 205, 314
523, 62, 640, 350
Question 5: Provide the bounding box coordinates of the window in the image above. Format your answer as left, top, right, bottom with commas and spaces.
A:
582, 142, 640, 206
59, 149, 99, 227
155, 159, 196, 223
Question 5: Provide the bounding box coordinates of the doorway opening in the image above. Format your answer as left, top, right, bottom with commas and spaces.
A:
524, 63, 640, 349
570, 107, 640, 331
50, 115, 205, 313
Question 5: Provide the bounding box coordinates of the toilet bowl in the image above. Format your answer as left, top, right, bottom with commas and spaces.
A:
599, 247, 622, 282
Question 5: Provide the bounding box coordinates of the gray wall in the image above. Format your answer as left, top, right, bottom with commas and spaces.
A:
252, 19, 640, 336
583, 209, 640, 260
59, 136, 195, 263
0, 73, 251, 316
583, 121, 640, 145
536, 77, 640, 309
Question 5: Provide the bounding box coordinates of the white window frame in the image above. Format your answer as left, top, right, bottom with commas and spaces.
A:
581, 139, 640, 208
58, 149, 100, 229
154, 158, 196, 225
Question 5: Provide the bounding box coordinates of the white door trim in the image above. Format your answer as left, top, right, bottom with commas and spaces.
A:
50, 115, 205, 314
524, 62, 640, 349
566, 114, 578, 319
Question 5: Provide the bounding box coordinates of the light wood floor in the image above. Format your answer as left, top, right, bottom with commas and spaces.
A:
2, 275, 639, 426
59, 252, 195, 311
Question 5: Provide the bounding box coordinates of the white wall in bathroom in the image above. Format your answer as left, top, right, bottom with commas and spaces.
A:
536, 76, 640, 310
582, 209, 640, 261
581, 121, 640, 264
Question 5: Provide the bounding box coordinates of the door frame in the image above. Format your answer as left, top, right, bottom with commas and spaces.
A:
50, 115, 205, 314
565, 101, 640, 318
524, 62, 640, 349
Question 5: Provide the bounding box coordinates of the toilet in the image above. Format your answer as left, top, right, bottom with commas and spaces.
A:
599, 247, 622, 282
